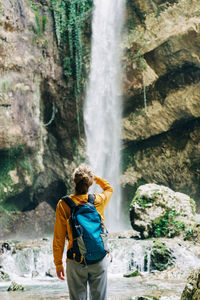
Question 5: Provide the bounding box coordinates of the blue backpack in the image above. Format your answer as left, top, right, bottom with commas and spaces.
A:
62, 194, 108, 264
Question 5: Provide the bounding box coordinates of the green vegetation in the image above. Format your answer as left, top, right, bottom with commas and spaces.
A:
50, 0, 93, 90
50, 0, 93, 137
190, 198, 196, 215
0, 146, 22, 183
123, 269, 139, 278
151, 209, 185, 238
150, 241, 175, 271
0, 146, 35, 205
132, 191, 160, 208
183, 227, 195, 241
27, 0, 48, 37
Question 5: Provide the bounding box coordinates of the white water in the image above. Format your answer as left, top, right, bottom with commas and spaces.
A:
1, 238, 200, 299
84, 0, 125, 231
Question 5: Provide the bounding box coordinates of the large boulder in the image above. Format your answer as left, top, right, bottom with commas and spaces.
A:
130, 184, 196, 238
181, 268, 200, 300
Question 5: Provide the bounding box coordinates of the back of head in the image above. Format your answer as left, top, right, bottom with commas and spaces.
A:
73, 164, 94, 195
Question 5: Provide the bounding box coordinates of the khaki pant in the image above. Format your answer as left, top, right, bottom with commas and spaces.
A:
66, 257, 107, 300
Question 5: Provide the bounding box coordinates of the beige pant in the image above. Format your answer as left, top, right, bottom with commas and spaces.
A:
66, 257, 107, 300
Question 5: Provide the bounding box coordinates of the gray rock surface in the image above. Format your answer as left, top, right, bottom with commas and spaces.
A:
130, 184, 196, 238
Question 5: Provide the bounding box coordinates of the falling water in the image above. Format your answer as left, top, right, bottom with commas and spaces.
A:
84, 0, 125, 230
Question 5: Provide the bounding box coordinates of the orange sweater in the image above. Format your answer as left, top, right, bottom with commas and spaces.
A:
53, 176, 113, 273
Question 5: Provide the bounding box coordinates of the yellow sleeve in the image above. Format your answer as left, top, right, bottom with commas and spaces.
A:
94, 176, 114, 208
53, 200, 67, 272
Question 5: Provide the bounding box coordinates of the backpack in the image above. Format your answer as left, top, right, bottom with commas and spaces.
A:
62, 194, 108, 264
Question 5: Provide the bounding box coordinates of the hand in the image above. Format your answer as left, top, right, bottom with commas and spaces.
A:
57, 269, 65, 280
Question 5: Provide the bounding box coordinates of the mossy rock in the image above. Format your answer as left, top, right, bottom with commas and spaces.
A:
8, 281, 25, 291
130, 184, 196, 239
149, 241, 175, 271
0, 270, 10, 281
123, 268, 140, 278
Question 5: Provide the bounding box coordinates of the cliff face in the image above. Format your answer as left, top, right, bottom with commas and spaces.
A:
0, 0, 83, 237
1, 0, 200, 237
122, 0, 200, 209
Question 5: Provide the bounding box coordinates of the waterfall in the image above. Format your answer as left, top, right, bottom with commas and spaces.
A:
84, 0, 125, 231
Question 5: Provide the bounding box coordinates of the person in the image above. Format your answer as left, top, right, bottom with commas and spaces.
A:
53, 163, 113, 300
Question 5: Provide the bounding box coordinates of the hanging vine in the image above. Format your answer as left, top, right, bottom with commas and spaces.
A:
50, 0, 93, 138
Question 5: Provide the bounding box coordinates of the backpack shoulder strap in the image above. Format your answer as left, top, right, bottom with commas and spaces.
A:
61, 196, 76, 209
88, 194, 95, 205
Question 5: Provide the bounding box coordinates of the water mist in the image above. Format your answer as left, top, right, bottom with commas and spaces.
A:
84, 0, 125, 230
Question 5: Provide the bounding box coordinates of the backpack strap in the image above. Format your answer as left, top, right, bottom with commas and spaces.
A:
62, 196, 76, 209
88, 194, 95, 205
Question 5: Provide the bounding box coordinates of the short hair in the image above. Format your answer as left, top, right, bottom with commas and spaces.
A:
73, 164, 94, 195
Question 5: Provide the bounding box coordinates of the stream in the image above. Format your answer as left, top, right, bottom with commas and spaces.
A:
0, 235, 200, 299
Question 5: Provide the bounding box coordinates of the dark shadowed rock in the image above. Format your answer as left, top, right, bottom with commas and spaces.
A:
181, 268, 200, 300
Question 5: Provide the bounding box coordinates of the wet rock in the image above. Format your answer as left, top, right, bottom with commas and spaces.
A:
130, 184, 196, 239
8, 281, 25, 291
123, 268, 141, 278
181, 268, 200, 300
45, 267, 57, 278
133, 297, 160, 300
0, 242, 11, 253
0, 270, 10, 281
148, 241, 175, 272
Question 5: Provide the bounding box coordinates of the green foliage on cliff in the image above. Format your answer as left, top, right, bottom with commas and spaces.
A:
50, 0, 93, 94
27, 0, 48, 37
50, 0, 93, 137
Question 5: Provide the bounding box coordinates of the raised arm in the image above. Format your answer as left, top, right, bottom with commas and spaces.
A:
94, 176, 114, 208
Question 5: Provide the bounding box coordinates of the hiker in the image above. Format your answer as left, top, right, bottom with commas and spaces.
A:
53, 163, 113, 300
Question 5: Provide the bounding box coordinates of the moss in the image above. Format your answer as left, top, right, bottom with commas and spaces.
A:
0, 146, 36, 205
131, 192, 154, 208
190, 198, 196, 215
183, 226, 195, 241
123, 269, 139, 278
8, 281, 25, 291
151, 209, 185, 238
150, 241, 174, 271
0, 146, 23, 202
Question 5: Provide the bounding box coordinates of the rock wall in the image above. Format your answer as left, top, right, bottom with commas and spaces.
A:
122, 0, 200, 210
1, 0, 200, 236
0, 0, 85, 237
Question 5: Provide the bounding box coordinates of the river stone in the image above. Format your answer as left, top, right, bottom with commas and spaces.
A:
130, 184, 196, 239
8, 281, 25, 291
149, 241, 175, 271
181, 268, 200, 300
123, 268, 141, 278
0, 270, 10, 281
45, 267, 57, 278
